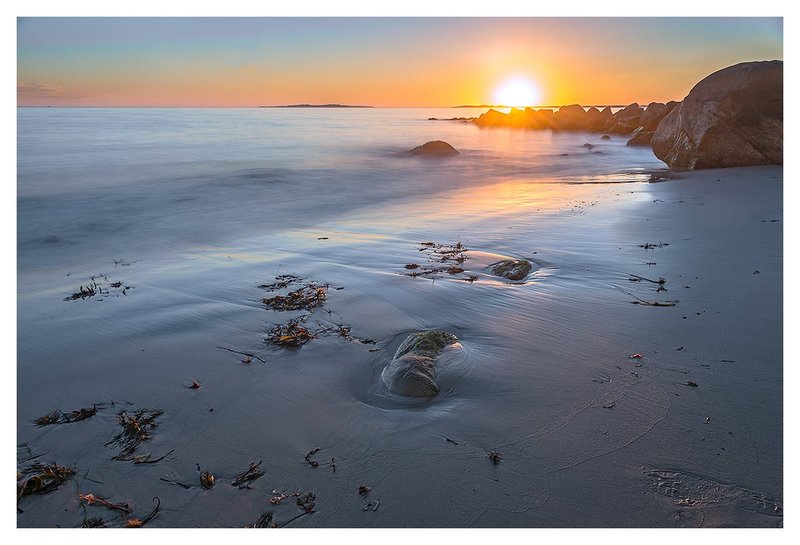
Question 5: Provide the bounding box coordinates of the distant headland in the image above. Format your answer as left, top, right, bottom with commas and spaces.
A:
260, 104, 373, 108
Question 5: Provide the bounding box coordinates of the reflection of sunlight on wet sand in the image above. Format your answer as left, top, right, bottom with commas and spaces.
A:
342, 178, 606, 231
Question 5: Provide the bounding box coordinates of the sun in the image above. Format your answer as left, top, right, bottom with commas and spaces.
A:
494, 77, 541, 108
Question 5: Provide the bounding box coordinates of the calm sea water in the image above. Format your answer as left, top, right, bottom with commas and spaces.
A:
18, 107, 663, 277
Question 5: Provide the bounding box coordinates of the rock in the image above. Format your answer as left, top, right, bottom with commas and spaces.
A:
490, 259, 532, 280
639, 102, 667, 131
409, 140, 459, 156
626, 130, 655, 146
600, 134, 611, 140
475, 108, 510, 127
652, 61, 782, 169
585, 107, 612, 131
552, 104, 587, 131
381, 330, 459, 397
664, 101, 680, 115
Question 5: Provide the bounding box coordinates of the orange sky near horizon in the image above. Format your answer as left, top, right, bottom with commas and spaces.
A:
17, 18, 783, 107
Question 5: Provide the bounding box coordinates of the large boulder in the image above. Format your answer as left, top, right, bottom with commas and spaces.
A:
381, 330, 459, 397
651, 61, 783, 169
409, 140, 459, 156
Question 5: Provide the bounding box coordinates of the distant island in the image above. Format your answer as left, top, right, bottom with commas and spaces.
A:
260, 104, 373, 108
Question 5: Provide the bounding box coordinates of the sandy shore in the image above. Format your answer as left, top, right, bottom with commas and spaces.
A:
17, 165, 782, 528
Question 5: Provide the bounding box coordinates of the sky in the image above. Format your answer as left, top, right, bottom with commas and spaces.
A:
17, 17, 783, 107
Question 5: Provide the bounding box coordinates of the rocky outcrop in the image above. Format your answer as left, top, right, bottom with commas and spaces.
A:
651, 61, 783, 169
408, 140, 459, 156
490, 259, 532, 281
474, 102, 648, 135
381, 330, 459, 397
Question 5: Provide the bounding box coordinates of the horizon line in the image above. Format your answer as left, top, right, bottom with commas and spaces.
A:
16, 103, 651, 110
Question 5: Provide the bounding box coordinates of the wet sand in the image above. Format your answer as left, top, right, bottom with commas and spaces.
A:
16, 165, 782, 528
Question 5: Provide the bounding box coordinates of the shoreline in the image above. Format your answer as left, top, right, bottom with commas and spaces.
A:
17, 165, 782, 527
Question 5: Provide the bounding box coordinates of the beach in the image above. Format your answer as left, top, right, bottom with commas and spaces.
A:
16, 109, 782, 528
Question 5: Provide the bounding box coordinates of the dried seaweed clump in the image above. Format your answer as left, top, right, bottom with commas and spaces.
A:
17, 462, 75, 500
105, 408, 164, 461
268, 317, 316, 347
262, 284, 327, 311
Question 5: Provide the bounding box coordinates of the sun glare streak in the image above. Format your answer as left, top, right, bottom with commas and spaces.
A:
494, 77, 541, 107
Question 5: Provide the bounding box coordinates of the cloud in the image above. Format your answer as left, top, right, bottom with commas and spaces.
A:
17, 82, 87, 99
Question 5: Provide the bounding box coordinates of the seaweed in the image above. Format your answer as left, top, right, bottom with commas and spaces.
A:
35, 405, 98, 426
304, 448, 320, 468
79, 493, 132, 514
200, 471, 216, 489
262, 284, 327, 311
639, 242, 670, 249
258, 274, 301, 291
123, 497, 161, 528
17, 462, 75, 500
358, 485, 371, 497
268, 317, 316, 347
231, 461, 264, 489
105, 408, 164, 461
216, 346, 268, 364
247, 511, 276, 528
403, 241, 472, 280
487, 450, 503, 464
64, 274, 133, 301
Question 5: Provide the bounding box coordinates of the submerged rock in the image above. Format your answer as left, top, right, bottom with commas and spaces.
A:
408, 140, 459, 156
652, 60, 782, 169
490, 259, 532, 281
381, 330, 459, 397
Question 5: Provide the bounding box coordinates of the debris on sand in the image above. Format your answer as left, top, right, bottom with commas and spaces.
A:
363, 501, 380, 512
35, 405, 98, 426
216, 346, 268, 364
686, 381, 699, 388
304, 448, 321, 468
602, 401, 617, 409
268, 317, 316, 347
629, 353, 643, 359
358, 485, 371, 497
64, 274, 133, 301
17, 462, 75, 500
639, 242, 670, 249
296, 492, 316, 513
79, 493, 132, 514
487, 450, 503, 464
105, 408, 164, 461
402, 241, 472, 280
246, 511, 276, 528
258, 275, 301, 292
200, 471, 216, 489
632, 300, 677, 307
186, 380, 201, 390
263, 284, 327, 311
231, 461, 264, 489
125, 496, 161, 528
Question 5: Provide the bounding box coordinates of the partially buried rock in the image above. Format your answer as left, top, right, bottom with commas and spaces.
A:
408, 140, 459, 156
381, 330, 459, 397
490, 259, 532, 281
